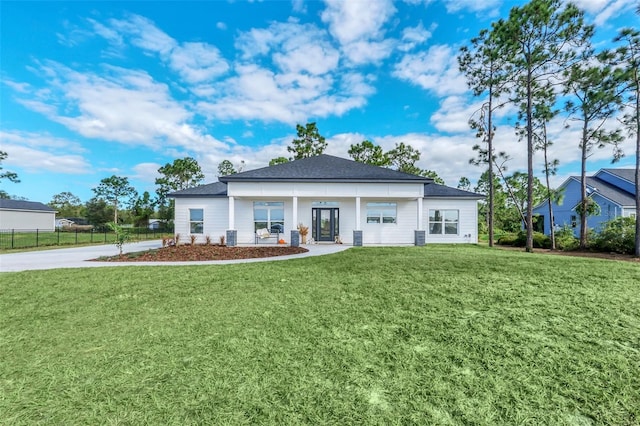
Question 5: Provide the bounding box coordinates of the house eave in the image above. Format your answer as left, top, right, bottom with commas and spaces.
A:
221, 177, 431, 184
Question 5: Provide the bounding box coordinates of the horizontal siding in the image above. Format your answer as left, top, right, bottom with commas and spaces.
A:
0, 211, 56, 231
423, 199, 478, 243
174, 198, 227, 244
228, 182, 424, 198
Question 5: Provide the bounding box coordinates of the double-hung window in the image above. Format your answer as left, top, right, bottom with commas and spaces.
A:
429, 209, 459, 235
366, 202, 397, 224
189, 208, 204, 234
253, 202, 284, 232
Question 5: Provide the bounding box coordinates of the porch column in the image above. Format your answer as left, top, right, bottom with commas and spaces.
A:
226, 196, 237, 246
415, 198, 425, 246
353, 196, 363, 246
290, 196, 300, 247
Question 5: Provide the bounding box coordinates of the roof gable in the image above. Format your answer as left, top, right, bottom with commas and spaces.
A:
0, 199, 55, 212
599, 168, 634, 183
219, 155, 432, 183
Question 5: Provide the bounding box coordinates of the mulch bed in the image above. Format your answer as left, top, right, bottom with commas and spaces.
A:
95, 244, 308, 262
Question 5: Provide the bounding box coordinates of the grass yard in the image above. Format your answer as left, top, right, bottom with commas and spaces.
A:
1, 246, 639, 425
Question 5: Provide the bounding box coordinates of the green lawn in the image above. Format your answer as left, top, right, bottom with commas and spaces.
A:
1, 246, 638, 425
0, 229, 171, 251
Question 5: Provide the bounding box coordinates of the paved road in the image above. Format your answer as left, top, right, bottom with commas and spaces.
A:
0, 241, 351, 272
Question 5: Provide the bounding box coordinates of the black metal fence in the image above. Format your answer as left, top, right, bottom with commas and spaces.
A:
0, 227, 172, 250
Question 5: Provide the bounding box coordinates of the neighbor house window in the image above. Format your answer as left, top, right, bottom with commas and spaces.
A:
189, 208, 204, 234
254, 202, 284, 232
571, 215, 577, 228
429, 209, 459, 235
366, 202, 397, 224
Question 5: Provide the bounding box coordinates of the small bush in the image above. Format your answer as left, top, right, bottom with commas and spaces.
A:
498, 231, 551, 249
219, 235, 226, 246
554, 226, 579, 251
592, 217, 635, 255
497, 233, 518, 246
190, 235, 197, 245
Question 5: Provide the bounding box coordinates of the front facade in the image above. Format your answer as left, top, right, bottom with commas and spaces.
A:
170, 155, 482, 246
533, 168, 636, 236
0, 199, 56, 231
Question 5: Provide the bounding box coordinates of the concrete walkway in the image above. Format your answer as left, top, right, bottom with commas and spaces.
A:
0, 241, 352, 273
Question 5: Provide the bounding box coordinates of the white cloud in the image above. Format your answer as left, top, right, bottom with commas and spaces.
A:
393, 44, 467, 96
0, 130, 91, 174
442, 0, 501, 14
430, 96, 483, 133
321, 0, 397, 65
398, 22, 435, 52
169, 42, 229, 83
216, 22, 227, 30
131, 162, 162, 183
292, 0, 307, 13
16, 61, 229, 154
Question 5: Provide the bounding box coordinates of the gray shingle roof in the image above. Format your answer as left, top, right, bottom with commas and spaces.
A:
0, 199, 55, 212
219, 154, 432, 183
586, 176, 635, 206
424, 183, 484, 199
600, 168, 635, 183
169, 182, 228, 198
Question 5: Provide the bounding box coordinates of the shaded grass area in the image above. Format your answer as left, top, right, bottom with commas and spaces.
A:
1, 246, 639, 424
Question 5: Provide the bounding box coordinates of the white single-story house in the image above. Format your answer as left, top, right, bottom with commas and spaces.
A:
169, 155, 483, 246
0, 199, 56, 231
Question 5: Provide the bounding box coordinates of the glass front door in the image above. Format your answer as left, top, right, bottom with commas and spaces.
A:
312, 208, 339, 242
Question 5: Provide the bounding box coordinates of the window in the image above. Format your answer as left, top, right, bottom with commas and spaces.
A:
366, 202, 397, 224
189, 208, 204, 234
570, 215, 577, 228
429, 209, 459, 235
254, 202, 284, 232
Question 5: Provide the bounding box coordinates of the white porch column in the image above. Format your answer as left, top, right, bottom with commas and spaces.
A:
355, 196, 361, 229
228, 196, 235, 229
417, 197, 423, 230
292, 196, 298, 226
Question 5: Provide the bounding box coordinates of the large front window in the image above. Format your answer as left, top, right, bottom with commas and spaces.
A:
429, 209, 458, 235
253, 202, 284, 232
366, 202, 397, 224
189, 208, 204, 234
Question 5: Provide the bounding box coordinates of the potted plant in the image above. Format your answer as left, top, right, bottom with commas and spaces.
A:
298, 223, 309, 244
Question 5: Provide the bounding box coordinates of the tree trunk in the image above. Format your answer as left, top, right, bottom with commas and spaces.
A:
635, 90, 640, 257
579, 122, 588, 250
543, 142, 556, 250
526, 68, 534, 253
488, 85, 495, 248
114, 199, 119, 224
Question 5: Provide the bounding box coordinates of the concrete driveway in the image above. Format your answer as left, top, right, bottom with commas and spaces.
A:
0, 241, 351, 272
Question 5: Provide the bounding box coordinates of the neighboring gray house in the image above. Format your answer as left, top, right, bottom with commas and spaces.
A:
533, 168, 636, 236
169, 155, 483, 246
0, 199, 56, 231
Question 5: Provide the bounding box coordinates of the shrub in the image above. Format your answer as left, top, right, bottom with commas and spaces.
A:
190, 235, 197, 245
497, 233, 518, 246
219, 235, 226, 246
554, 226, 579, 251
592, 217, 635, 255
502, 231, 551, 249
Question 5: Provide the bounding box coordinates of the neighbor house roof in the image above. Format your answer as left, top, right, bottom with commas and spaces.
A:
585, 176, 635, 207
0, 199, 55, 212
169, 182, 228, 198
600, 168, 635, 183
423, 183, 484, 199
219, 154, 433, 183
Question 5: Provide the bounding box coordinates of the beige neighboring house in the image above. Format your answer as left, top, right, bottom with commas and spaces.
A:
0, 199, 56, 231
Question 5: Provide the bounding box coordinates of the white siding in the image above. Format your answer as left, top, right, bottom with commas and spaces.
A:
174, 198, 228, 244
361, 199, 417, 245
0, 210, 56, 231
228, 182, 424, 198
423, 199, 478, 243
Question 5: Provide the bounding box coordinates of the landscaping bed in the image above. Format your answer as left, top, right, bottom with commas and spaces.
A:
96, 244, 308, 261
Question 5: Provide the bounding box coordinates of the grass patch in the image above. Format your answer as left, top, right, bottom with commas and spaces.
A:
1, 246, 639, 424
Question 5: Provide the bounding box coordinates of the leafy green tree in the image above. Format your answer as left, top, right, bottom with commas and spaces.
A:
0, 151, 19, 183
422, 169, 445, 185
217, 159, 237, 177
564, 52, 624, 249
92, 175, 137, 224
387, 142, 421, 174
459, 28, 510, 247
475, 170, 520, 232
504, 172, 546, 220
493, 0, 592, 251
348, 140, 390, 166
287, 122, 327, 160
612, 28, 640, 257
108, 222, 130, 256
48, 192, 83, 217
132, 191, 156, 227
269, 157, 289, 166
155, 157, 205, 222
457, 177, 471, 191
155, 157, 205, 201
84, 197, 114, 228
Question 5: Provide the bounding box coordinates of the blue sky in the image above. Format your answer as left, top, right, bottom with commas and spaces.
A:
1, 0, 638, 204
